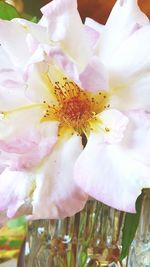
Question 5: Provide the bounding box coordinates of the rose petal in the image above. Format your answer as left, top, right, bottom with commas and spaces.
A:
110, 74, 150, 112
85, 18, 104, 34
25, 62, 56, 104
27, 45, 108, 94
0, 70, 31, 111
0, 169, 34, 218
74, 132, 150, 213
84, 18, 102, 49
97, 0, 149, 65
0, 105, 45, 139
98, 109, 129, 144
124, 110, 150, 166
79, 56, 109, 92
108, 26, 150, 111
0, 106, 59, 170
13, 18, 49, 48
31, 134, 88, 219
0, 20, 30, 67
41, 0, 92, 67
0, 45, 12, 70
109, 25, 150, 80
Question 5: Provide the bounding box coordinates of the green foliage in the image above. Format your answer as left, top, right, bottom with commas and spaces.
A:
9, 239, 23, 248
7, 216, 26, 229
0, 238, 7, 246
30, 16, 38, 23
0, 1, 38, 22
0, 1, 20, 20
120, 193, 143, 260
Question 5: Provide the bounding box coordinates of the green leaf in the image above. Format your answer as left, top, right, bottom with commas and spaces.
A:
22, 12, 38, 23
30, 16, 38, 23
120, 193, 143, 261
0, 238, 7, 246
0, 1, 20, 20
7, 217, 26, 229
9, 240, 22, 248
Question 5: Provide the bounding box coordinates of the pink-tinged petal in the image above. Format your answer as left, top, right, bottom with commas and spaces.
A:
84, 25, 99, 49
0, 69, 24, 87
26, 34, 39, 54
74, 132, 150, 213
10, 122, 58, 170
0, 169, 34, 218
30, 134, 88, 219
27, 45, 83, 93
98, 109, 129, 144
0, 20, 30, 67
27, 44, 79, 83
85, 18, 104, 34
110, 74, 150, 112
25, 62, 57, 105
108, 26, 150, 111
109, 26, 150, 80
79, 57, 109, 92
11, 19, 49, 57
13, 18, 49, 47
0, 107, 59, 170
124, 110, 150, 166
84, 18, 102, 49
0, 120, 58, 153
0, 105, 46, 140
0, 18, 48, 67
97, 0, 149, 65
0, 46, 12, 70
41, 0, 92, 67
27, 45, 108, 94
0, 70, 31, 111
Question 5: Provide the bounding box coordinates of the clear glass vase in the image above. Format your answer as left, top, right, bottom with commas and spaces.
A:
127, 189, 150, 267
24, 191, 150, 267
25, 201, 124, 267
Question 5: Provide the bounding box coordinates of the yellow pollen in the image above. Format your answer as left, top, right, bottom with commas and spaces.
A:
42, 77, 108, 135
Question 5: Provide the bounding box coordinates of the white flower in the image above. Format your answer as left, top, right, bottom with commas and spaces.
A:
0, 0, 149, 223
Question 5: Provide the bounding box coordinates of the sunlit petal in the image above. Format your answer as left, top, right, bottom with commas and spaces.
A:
31, 134, 88, 219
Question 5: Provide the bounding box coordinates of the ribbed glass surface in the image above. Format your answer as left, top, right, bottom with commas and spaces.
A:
25, 201, 124, 267
127, 190, 150, 267
25, 191, 150, 267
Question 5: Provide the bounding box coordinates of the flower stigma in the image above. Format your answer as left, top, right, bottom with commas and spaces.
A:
42, 77, 109, 136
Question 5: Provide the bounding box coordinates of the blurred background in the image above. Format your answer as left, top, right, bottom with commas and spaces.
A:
6, 0, 150, 23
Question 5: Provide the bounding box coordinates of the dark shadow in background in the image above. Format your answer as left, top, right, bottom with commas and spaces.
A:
23, 0, 43, 17
23, 0, 150, 24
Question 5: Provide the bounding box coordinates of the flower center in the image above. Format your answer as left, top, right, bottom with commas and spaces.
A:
42, 77, 108, 135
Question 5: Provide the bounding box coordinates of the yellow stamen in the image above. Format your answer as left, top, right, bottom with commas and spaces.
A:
42, 77, 109, 136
